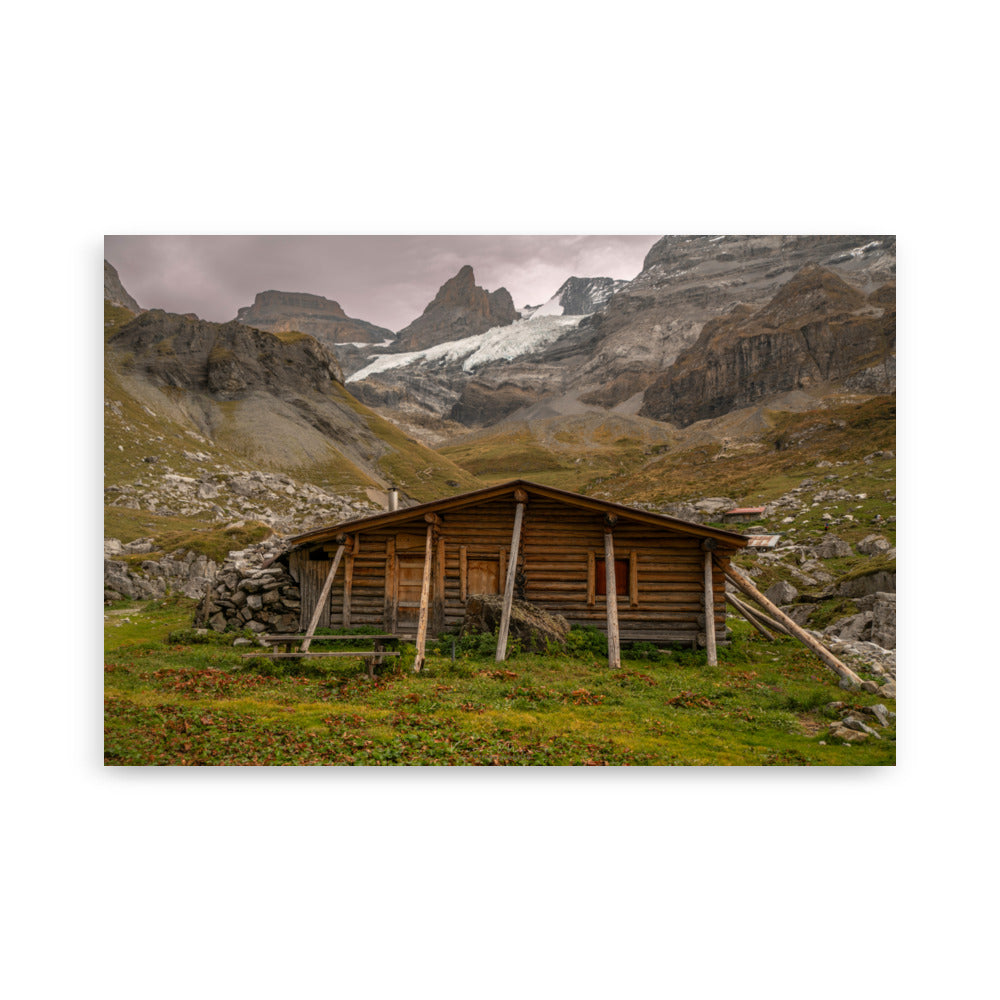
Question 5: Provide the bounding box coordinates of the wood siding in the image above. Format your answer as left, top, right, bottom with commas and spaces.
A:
295, 494, 733, 645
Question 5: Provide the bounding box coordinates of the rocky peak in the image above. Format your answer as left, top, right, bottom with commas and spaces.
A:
234, 289, 393, 347
394, 265, 518, 352
104, 259, 141, 313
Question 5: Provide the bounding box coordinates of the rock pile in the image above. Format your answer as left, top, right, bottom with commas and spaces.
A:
822, 701, 896, 744
195, 539, 301, 633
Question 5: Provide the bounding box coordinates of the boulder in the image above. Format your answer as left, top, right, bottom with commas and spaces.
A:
765, 580, 799, 605
813, 535, 852, 559
462, 595, 570, 653
857, 534, 892, 556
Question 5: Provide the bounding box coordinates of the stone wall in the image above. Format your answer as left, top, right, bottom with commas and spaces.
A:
195, 541, 301, 634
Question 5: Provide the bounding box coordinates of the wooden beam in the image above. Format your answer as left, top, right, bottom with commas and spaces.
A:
703, 549, 717, 667
726, 590, 788, 637
725, 563, 863, 690
725, 592, 776, 640
459, 545, 468, 603
495, 501, 526, 662
300, 542, 345, 652
586, 551, 596, 606
413, 523, 435, 672
604, 528, 621, 670
629, 549, 639, 608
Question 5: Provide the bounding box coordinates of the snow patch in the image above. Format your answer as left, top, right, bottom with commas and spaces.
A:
347, 315, 582, 382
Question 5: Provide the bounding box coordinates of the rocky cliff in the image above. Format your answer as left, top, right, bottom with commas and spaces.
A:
569, 235, 896, 407
392, 265, 518, 352
235, 289, 394, 347
110, 309, 344, 396
104, 259, 141, 313
639, 266, 896, 426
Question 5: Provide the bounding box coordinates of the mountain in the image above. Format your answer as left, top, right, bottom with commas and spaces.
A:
566, 235, 896, 407
521, 276, 628, 318
104, 303, 482, 538
392, 265, 518, 352
639, 265, 896, 426
104, 259, 141, 312
345, 237, 896, 441
235, 289, 394, 347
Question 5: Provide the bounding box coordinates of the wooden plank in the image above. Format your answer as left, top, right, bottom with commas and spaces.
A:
495, 501, 525, 662
725, 563, 863, 690
604, 529, 621, 670
587, 551, 596, 606
629, 550, 639, 608
459, 545, 468, 602
413, 524, 435, 672
300, 544, 345, 652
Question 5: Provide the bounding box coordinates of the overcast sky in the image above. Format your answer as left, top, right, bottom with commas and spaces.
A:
104, 235, 659, 332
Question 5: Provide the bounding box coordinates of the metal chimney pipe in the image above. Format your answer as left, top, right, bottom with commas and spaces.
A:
387, 485, 399, 512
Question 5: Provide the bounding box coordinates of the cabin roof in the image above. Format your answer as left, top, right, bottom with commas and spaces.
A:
287, 479, 749, 551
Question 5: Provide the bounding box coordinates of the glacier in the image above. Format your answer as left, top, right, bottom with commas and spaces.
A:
347, 314, 583, 383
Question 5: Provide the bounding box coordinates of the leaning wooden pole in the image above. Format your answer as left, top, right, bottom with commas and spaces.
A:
702, 543, 718, 667
413, 521, 436, 672
725, 563, 862, 690
495, 496, 526, 662
726, 590, 789, 637
725, 592, 775, 640
299, 542, 345, 652
603, 518, 621, 670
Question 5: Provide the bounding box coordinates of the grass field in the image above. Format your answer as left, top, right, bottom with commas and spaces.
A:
104, 598, 896, 766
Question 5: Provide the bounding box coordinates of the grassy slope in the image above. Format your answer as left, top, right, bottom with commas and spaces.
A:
104, 599, 895, 766
105, 302, 481, 549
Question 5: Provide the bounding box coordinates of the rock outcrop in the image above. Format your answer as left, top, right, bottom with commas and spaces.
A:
393, 265, 517, 352
639, 266, 896, 426
235, 290, 394, 347
104, 259, 141, 313
462, 595, 570, 653
109, 308, 343, 395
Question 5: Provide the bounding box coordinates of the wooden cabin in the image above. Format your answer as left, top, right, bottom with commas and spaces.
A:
283, 480, 748, 669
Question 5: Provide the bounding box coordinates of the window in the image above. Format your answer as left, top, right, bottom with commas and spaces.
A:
588, 551, 639, 607
596, 558, 629, 597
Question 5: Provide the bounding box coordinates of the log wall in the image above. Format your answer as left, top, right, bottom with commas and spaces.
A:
297, 495, 731, 645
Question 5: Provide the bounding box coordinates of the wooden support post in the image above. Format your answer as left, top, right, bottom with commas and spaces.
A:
586, 551, 596, 607
384, 538, 397, 634
725, 563, 863, 690
342, 536, 355, 629
725, 592, 775, 640
495, 497, 526, 662
433, 536, 446, 634
459, 545, 468, 602
702, 541, 717, 667
300, 541, 345, 652
604, 516, 621, 671
413, 520, 436, 672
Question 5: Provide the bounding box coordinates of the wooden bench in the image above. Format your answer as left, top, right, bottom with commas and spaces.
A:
241, 633, 403, 678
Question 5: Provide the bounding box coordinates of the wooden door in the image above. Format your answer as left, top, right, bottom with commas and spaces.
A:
467, 557, 500, 596
397, 553, 426, 625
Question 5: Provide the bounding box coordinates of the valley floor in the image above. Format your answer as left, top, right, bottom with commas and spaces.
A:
104, 599, 896, 767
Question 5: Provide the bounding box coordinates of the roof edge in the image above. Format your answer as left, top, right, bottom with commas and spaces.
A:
287, 479, 748, 550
